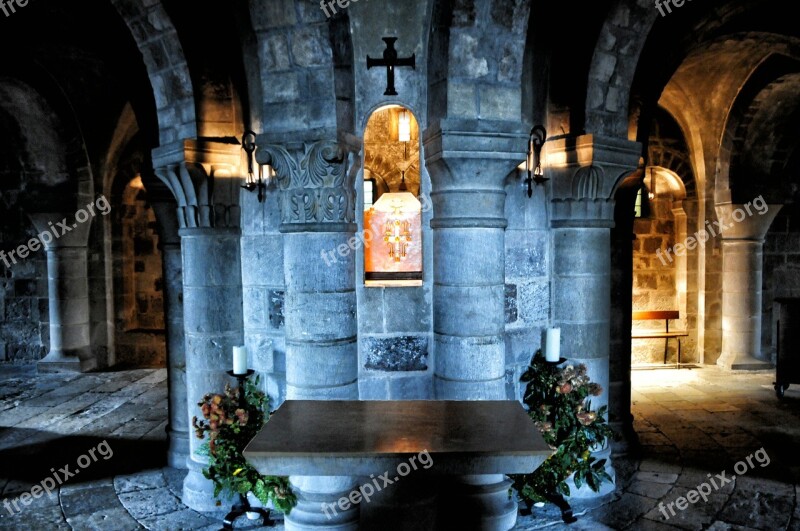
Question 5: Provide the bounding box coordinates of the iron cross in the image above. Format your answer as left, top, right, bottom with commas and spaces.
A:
366, 37, 416, 96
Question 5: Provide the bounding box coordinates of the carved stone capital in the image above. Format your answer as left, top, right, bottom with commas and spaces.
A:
152, 139, 243, 229
255, 139, 358, 233
714, 202, 782, 241
547, 134, 642, 227
423, 119, 529, 190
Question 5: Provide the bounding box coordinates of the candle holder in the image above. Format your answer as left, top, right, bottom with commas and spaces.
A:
545, 357, 567, 366
222, 369, 275, 529
226, 369, 256, 408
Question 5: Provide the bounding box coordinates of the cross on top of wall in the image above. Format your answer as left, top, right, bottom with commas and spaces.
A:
366, 37, 416, 96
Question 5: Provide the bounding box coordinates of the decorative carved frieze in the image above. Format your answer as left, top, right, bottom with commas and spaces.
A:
255, 140, 357, 231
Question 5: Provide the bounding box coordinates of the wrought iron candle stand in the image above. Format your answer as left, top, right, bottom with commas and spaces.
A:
221, 369, 275, 530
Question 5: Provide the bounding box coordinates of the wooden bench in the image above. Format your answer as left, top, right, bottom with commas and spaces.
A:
632, 310, 689, 366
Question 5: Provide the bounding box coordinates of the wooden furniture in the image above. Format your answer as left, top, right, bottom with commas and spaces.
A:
632, 310, 688, 367
243, 400, 552, 530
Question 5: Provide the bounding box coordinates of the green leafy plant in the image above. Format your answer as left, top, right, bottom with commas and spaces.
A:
192, 378, 296, 513
511, 350, 616, 504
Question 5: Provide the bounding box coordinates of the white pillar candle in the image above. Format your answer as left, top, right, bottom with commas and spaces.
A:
233, 346, 248, 375
545, 328, 561, 362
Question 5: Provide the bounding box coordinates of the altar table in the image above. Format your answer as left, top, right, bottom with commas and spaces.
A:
244, 400, 551, 530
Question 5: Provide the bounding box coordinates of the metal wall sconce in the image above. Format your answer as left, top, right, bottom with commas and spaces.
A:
525, 125, 549, 198
241, 130, 273, 203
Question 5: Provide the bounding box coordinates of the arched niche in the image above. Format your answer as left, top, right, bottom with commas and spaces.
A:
362, 105, 423, 285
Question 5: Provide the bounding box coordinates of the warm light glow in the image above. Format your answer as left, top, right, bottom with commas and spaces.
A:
398, 110, 411, 142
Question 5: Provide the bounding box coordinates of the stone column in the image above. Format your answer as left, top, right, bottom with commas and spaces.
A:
715, 202, 781, 370
423, 119, 527, 530
423, 120, 526, 400
154, 139, 243, 511
29, 213, 94, 373
672, 203, 688, 334
180, 226, 242, 508
548, 135, 641, 498
257, 139, 359, 531
152, 201, 188, 469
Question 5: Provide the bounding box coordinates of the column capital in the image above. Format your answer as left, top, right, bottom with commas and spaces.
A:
422, 119, 529, 190
28, 212, 92, 249
547, 134, 642, 228
714, 202, 782, 242
255, 139, 358, 233
153, 138, 243, 230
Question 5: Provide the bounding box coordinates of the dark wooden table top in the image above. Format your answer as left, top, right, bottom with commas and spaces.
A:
243, 400, 552, 476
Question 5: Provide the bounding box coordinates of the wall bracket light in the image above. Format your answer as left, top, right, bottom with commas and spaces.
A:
241, 130, 269, 203
525, 125, 548, 198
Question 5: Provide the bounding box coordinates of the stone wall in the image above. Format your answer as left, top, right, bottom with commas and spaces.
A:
632, 197, 678, 364
0, 195, 48, 364
503, 179, 550, 401
113, 178, 166, 367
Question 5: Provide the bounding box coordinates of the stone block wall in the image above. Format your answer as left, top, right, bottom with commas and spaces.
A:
0, 258, 47, 363
503, 178, 550, 401
358, 285, 433, 400
632, 197, 678, 364
0, 196, 48, 364
113, 180, 166, 367
241, 189, 286, 406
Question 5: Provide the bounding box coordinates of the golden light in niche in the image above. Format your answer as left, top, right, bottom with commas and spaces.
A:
363, 105, 422, 282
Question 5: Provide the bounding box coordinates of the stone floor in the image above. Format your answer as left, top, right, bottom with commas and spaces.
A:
0, 364, 798, 530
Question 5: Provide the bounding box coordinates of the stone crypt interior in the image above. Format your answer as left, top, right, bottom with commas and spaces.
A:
1, 0, 800, 529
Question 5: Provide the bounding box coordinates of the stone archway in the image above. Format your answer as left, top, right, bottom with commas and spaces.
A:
109, 0, 198, 144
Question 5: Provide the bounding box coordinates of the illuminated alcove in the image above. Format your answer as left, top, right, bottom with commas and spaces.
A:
362, 105, 422, 285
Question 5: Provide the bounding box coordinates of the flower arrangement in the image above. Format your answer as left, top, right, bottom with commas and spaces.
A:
192, 378, 296, 514
511, 350, 615, 506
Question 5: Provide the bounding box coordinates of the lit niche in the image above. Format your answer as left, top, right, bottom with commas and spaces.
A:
362, 105, 422, 283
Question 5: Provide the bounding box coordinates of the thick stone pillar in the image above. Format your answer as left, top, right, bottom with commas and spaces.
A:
257, 139, 359, 530
152, 201, 188, 469
548, 135, 641, 498
424, 119, 527, 530
715, 202, 781, 370
155, 139, 243, 510
423, 120, 526, 400
29, 213, 94, 373
180, 227, 243, 508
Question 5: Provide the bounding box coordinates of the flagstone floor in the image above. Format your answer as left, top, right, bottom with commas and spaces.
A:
0, 364, 798, 530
